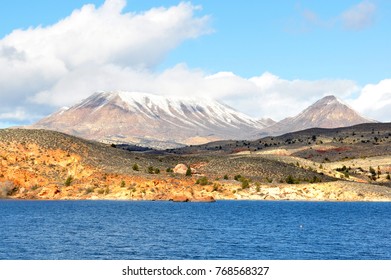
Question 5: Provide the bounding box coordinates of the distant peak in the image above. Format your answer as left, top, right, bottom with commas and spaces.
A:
321, 95, 337, 101
318, 95, 339, 103
314, 95, 347, 107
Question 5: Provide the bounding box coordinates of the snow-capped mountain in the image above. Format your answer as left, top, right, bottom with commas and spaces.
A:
32, 91, 273, 148
259, 95, 376, 137
31, 93, 376, 148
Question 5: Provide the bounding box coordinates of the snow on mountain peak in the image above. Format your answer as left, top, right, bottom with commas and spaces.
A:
109, 91, 261, 127
32, 91, 376, 148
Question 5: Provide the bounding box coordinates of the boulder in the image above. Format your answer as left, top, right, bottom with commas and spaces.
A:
171, 195, 190, 202
173, 164, 188, 175
192, 196, 216, 203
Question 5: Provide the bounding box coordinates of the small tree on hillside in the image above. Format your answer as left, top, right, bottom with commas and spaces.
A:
286, 175, 295, 184
132, 163, 139, 171
65, 176, 73, 186
147, 166, 154, 174
186, 166, 192, 177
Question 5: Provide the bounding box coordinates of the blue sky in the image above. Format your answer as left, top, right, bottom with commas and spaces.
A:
162, 0, 391, 84
0, 0, 390, 127
2, 0, 389, 83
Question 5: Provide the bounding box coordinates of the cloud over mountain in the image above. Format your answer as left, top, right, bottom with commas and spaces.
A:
0, 0, 390, 127
0, 0, 211, 124
350, 79, 391, 122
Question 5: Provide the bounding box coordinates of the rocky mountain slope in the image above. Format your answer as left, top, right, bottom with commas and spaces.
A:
1, 128, 391, 201
30, 93, 376, 148
32, 91, 273, 148
258, 95, 376, 137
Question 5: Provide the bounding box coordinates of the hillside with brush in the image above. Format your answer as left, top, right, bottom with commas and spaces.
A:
1, 128, 391, 201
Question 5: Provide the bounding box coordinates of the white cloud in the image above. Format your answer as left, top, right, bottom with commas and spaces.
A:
24, 58, 364, 122
0, 108, 30, 121
0, 0, 211, 123
224, 73, 360, 120
350, 79, 391, 122
0, 0, 388, 127
293, 1, 376, 32
2, 1, 210, 69
342, 1, 376, 30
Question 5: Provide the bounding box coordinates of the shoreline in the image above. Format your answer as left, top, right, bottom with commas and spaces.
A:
2, 196, 391, 203
3, 180, 391, 202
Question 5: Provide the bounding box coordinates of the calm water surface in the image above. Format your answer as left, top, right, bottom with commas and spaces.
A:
1, 200, 390, 260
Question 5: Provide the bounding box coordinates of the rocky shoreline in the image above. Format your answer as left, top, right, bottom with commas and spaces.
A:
4, 180, 391, 202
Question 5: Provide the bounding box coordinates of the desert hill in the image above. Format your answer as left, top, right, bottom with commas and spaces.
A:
176, 122, 391, 158
173, 122, 391, 191
1, 127, 391, 201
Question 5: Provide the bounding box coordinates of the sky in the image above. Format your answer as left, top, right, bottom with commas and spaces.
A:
1, 0, 390, 128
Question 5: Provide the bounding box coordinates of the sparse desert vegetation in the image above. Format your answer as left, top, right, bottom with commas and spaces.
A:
1, 125, 391, 201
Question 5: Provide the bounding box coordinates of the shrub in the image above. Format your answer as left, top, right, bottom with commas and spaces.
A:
147, 166, 154, 174
234, 174, 242, 181
387, 173, 391, 180
196, 177, 209, 186
286, 175, 301, 184
336, 165, 348, 172
120, 180, 126, 188
64, 176, 73, 186
286, 175, 295, 184
241, 179, 250, 189
369, 175, 377, 181
186, 166, 192, 177
223, 174, 229, 180
309, 176, 322, 183
369, 166, 376, 176
85, 187, 94, 194
132, 163, 139, 171
97, 189, 105, 195
166, 167, 173, 173
147, 166, 161, 174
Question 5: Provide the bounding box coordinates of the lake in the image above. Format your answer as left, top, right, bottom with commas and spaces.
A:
0, 200, 390, 260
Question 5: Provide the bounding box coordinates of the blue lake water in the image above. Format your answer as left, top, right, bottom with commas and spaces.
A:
0, 200, 391, 260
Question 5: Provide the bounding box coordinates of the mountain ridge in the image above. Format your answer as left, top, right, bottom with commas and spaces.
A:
30, 92, 376, 148
32, 91, 274, 148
